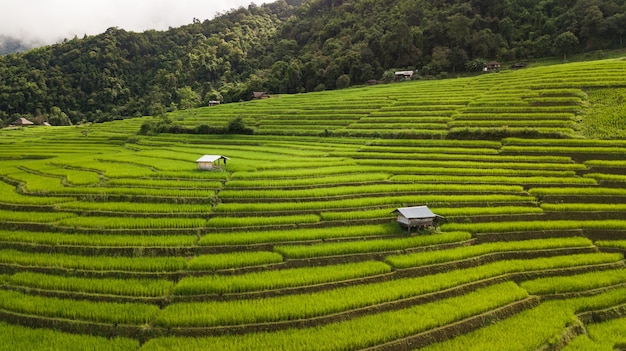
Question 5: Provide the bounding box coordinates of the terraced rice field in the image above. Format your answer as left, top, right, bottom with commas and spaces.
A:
1, 58, 626, 350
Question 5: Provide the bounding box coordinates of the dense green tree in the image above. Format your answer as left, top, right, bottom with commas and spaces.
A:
446, 14, 473, 48
470, 29, 501, 59
465, 58, 487, 72
175, 87, 201, 110
48, 106, 72, 126
430, 46, 451, 73
579, 5, 607, 49
336, 74, 351, 89
607, 13, 626, 47
554, 31, 580, 60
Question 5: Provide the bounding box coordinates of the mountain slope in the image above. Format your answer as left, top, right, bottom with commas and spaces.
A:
0, 0, 625, 125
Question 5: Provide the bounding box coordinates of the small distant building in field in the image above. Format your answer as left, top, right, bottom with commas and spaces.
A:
252, 92, 270, 100
393, 206, 442, 233
208, 100, 221, 107
483, 61, 501, 72
196, 155, 230, 170
394, 70, 415, 80
12, 118, 34, 126
511, 62, 528, 70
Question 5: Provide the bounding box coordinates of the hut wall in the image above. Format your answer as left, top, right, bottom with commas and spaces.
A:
198, 162, 215, 170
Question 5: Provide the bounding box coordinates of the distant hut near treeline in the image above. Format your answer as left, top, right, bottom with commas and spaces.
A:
394, 70, 415, 80
196, 155, 229, 170
12, 118, 34, 126
483, 61, 501, 72
393, 206, 443, 234
252, 92, 270, 100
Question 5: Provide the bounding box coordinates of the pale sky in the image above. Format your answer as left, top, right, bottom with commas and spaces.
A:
0, 0, 268, 45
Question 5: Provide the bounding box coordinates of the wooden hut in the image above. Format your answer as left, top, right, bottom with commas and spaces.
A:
196, 155, 229, 170
483, 61, 501, 72
12, 118, 34, 126
393, 206, 441, 233
252, 92, 270, 100
394, 70, 415, 80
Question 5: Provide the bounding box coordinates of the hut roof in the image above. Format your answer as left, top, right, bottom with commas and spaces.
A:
196, 155, 230, 163
394, 206, 437, 219
395, 70, 414, 76
253, 92, 270, 99
14, 118, 34, 126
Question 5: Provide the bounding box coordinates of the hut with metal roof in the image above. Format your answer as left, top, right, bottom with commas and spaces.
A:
393, 206, 442, 233
394, 70, 415, 80
483, 61, 501, 72
196, 155, 230, 170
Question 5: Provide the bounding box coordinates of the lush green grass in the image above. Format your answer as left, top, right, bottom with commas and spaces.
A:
50, 186, 217, 198
186, 251, 284, 271
162, 253, 620, 327
580, 88, 626, 139
390, 174, 596, 185
3, 57, 626, 349
530, 187, 626, 196
173, 261, 391, 295
57, 201, 214, 214
57, 216, 207, 230
206, 214, 320, 227
225, 173, 391, 188
6, 271, 174, 297
385, 237, 593, 269
417, 300, 575, 351
274, 231, 472, 259
147, 282, 528, 348
585, 160, 626, 168
441, 220, 626, 234
0, 249, 187, 272
215, 194, 535, 212
0, 230, 198, 247
107, 178, 222, 189
198, 223, 403, 245
520, 268, 626, 295
584, 172, 626, 182
0, 289, 159, 324
502, 145, 626, 154
541, 203, 626, 212
0, 180, 75, 205
0, 209, 76, 223
0, 322, 139, 351
563, 317, 626, 351
19, 162, 102, 186
218, 183, 525, 199
320, 205, 543, 221
595, 240, 626, 250
420, 286, 626, 351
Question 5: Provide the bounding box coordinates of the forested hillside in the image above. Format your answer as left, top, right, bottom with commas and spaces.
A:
1, 0, 624, 125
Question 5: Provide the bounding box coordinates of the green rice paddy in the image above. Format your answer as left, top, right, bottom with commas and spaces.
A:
1, 58, 626, 350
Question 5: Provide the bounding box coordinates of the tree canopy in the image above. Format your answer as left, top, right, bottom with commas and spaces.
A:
1, 0, 624, 125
